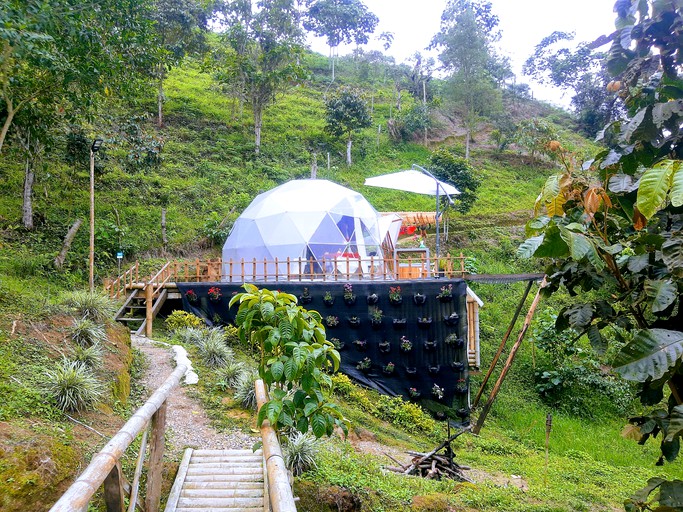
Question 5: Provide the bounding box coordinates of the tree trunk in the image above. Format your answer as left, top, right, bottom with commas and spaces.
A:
346, 138, 352, 167
54, 219, 83, 270
161, 208, 168, 254
157, 77, 164, 128
0, 102, 16, 154
22, 156, 35, 230
465, 128, 471, 161
310, 153, 317, 179
254, 108, 262, 155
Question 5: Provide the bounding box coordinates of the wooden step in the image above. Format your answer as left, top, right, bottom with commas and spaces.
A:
175, 508, 263, 512
184, 474, 263, 483
185, 467, 263, 476
176, 497, 264, 508
190, 456, 263, 463
188, 462, 262, 469
182, 481, 263, 490
180, 489, 264, 499
193, 450, 262, 456
117, 317, 145, 322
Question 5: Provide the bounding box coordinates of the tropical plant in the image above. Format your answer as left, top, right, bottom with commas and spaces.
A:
230, 284, 347, 438
282, 431, 319, 476
517, 1, 683, 506
44, 360, 104, 412
62, 291, 116, 323
70, 318, 107, 348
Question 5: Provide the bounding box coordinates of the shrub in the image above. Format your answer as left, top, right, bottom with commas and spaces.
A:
165, 310, 204, 332
224, 324, 239, 345
234, 369, 259, 409
70, 318, 107, 347
62, 291, 117, 323
199, 337, 234, 368
172, 327, 206, 345
44, 360, 104, 412
215, 361, 246, 390
72, 344, 103, 369
283, 431, 319, 476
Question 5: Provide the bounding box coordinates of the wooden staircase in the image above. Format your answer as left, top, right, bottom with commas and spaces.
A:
165, 449, 267, 512
114, 288, 169, 335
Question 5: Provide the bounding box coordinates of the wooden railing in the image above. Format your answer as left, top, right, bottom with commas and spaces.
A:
49, 363, 188, 512
254, 379, 297, 512
107, 262, 140, 299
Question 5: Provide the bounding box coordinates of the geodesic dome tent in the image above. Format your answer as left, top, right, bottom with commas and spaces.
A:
222, 179, 390, 280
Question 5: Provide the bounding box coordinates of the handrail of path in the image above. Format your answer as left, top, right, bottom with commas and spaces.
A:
49, 363, 188, 512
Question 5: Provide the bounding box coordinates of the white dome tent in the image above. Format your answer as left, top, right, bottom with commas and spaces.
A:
222, 179, 394, 280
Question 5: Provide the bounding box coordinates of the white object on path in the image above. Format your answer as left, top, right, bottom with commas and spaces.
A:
172, 345, 198, 385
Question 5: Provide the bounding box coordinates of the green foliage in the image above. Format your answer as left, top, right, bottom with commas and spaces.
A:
172, 326, 206, 345
430, 147, 480, 213
215, 360, 246, 390
165, 310, 204, 332
230, 284, 347, 438
43, 360, 104, 412
233, 368, 259, 409
198, 334, 234, 368
303, 0, 378, 49
514, 118, 558, 159
70, 318, 107, 348
324, 86, 372, 165
61, 291, 116, 323
282, 430, 320, 476
72, 344, 103, 370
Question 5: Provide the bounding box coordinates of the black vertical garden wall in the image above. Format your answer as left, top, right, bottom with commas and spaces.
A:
176, 280, 470, 421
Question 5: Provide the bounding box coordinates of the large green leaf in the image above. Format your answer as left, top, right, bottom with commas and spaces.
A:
564, 303, 594, 331
517, 235, 544, 259
534, 224, 569, 258
609, 173, 639, 193
637, 160, 676, 219
670, 161, 683, 207
659, 479, 683, 508
559, 226, 605, 270
587, 324, 607, 355
644, 279, 678, 313
311, 412, 327, 438
662, 237, 683, 274
614, 329, 683, 382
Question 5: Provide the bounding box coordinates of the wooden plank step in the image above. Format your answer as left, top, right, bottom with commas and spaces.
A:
192, 450, 262, 456
184, 475, 263, 483
117, 317, 145, 322
176, 497, 264, 508
190, 456, 263, 463
185, 468, 263, 477
188, 463, 262, 469
180, 489, 263, 498
175, 508, 264, 512
183, 482, 263, 490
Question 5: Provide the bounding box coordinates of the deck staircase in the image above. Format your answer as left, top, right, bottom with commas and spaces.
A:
165, 449, 267, 512
114, 288, 169, 335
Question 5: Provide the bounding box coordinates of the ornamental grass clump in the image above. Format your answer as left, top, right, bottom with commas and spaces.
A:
173, 327, 206, 345
283, 431, 320, 476
73, 344, 103, 369
70, 317, 107, 347
199, 336, 234, 368
215, 361, 246, 390
233, 369, 259, 409
62, 291, 116, 323
44, 359, 104, 412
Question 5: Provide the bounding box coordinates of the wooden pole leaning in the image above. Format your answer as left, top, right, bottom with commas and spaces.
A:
254, 380, 297, 512
49, 364, 187, 512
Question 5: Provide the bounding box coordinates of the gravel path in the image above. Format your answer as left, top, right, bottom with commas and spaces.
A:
131, 334, 256, 455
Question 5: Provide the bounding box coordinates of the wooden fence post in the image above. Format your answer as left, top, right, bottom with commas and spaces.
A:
145, 284, 153, 337
145, 402, 167, 512
103, 462, 125, 512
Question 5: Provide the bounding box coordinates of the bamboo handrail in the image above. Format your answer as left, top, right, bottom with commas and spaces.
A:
254, 380, 297, 512
49, 363, 188, 512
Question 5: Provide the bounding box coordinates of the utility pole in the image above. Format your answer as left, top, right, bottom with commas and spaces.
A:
89, 139, 103, 292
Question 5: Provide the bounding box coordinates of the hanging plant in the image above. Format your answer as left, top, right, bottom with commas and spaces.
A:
455, 378, 468, 395
330, 338, 344, 350
417, 317, 432, 329
366, 293, 379, 305
369, 307, 383, 329
379, 340, 391, 353
451, 361, 465, 372
185, 289, 198, 303
444, 312, 460, 326
343, 283, 356, 305
353, 339, 367, 351
405, 366, 417, 378
424, 340, 437, 351
445, 333, 465, 348
356, 357, 372, 373
436, 284, 453, 302
400, 336, 413, 352
383, 362, 395, 375
388, 286, 402, 306
413, 292, 426, 305
208, 287, 222, 302
428, 364, 440, 375
408, 387, 421, 399
325, 315, 339, 328
323, 291, 335, 307
299, 287, 313, 304
392, 318, 407, 329
348, 316, 361, 328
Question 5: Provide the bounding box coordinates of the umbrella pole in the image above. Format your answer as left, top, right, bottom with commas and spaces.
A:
435, 187, 440, 275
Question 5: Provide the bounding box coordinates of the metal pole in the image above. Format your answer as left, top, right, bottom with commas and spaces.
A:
89, 149, 95, 293
435, 187, 440, 266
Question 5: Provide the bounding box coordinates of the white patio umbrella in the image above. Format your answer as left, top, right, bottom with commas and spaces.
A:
364, 164, 460, 263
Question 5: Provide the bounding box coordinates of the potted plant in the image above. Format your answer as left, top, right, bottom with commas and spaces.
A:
356, 357, 372, 373
379, 340, 391, 353
445, 333, 464, 348
388, 286, 402, 306
343, 283, 356, 305
432, 383, 445, 401
383, 362, 395, 375
436, 284, 453, 303
392, 317, 407, 329
208, 286, 222, 302
413, 292, 426, 305
323, 291, 335, 307
330, 337, 344, 350
408, 387, 421, 399
299, 287, 313, 304
353, 339, 367, 351
348, 316, 361, 328
185, 289, 198, 303
325, 315, 339, 328
417, 316, 432, 329
451, 361, 465, 372
444, 312, 459, 326
428, 364, 440, 375
424, 339, 437, 351
366, 292, 379, 305
400, 336, 413, 352
455, 378, 468, 394
405, 366, 417, 377
369, 307, 383, 328
456, 407, 470, 419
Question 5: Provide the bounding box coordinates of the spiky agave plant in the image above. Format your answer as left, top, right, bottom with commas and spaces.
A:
283, 431, 320, 476
70, 317, 107, 347
44, 359, 104, 412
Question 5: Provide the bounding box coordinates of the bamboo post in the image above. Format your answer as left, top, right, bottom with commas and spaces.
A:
309, 256, 314, 280
298, 258, 302, 282
264, 258, 268, 282
252, 258, 257, 281
286, 258, 291, 281
195, 259, 200, 282
103, 463, 125, 512
472, 279, 535, 408
126, 429, 148, 512
254, 380, 297, 512
241, 259, 245, 282
145, 283, 153, 337
473, 278, 546, 434
145, 402, 167, 512
229, 259, 234, 283
275, 258, 279, 282
460, 252, 465, 276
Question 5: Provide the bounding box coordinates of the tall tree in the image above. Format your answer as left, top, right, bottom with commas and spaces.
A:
211, 0, 306, 154
324, 87, 372, 166
518, 1, 683, 506
431, 0, 502, 160
303, 0, 378, 82
150, 0, 209, 127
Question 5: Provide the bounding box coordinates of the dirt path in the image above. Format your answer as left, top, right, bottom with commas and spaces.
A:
131, 335, 256, 455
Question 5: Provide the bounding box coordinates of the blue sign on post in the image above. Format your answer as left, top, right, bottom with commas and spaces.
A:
116, 252, 123, 260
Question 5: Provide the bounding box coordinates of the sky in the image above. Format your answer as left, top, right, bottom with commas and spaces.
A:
306, 0, 618, 107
